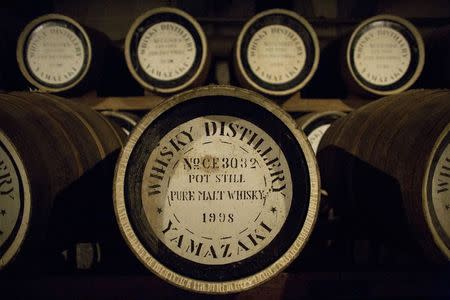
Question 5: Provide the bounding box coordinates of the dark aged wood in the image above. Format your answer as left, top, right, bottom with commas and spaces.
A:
101, 111, 141, 136
1, 271, 449, 299
296, 111, 347, 131
0, 92, 125, 273
295, 111, 347, 155
296, 111, 347, 145
75, 92, 369, 112
317, 89, 450, 264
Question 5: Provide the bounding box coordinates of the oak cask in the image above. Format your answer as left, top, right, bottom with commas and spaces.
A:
296, 111, 346, 154
114, 85, 320, 293
0, 92, 124, 271
317, 89, 450, 263
234, 9, 319, 96
17, 14, 109, 95
344, 15, 425, 97
101, 111, 141, 136
124, 7, 210, 94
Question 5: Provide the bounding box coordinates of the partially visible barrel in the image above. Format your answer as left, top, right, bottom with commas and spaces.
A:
17, 14, 110, 95
101, 111, 141, 136
296, 111, 346, 154
0, 92, 124, 272
114, 85, 320, 293
344, 15, 425, 97
234, 9, 319, 96
317, 89, 450, 263
124, 7, 210, 94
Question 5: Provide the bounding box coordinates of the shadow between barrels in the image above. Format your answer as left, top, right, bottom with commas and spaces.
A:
312, 145, 445, 271
47, 149, 145, 275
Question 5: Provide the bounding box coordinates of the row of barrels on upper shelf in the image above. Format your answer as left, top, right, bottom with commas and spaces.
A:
0, 7, 449, 99
0, 87, 448, 294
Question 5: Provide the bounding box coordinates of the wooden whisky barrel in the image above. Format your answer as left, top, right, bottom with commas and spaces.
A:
0, 92, 124, 271
114, 85, 320, 293
296, 111, 346, 154
289, 111, 347, 271
344, 15, 425, 97
101, 111, 140, 136
124, 7, 210, 94
317, 89, 450, 263
234, 9, 319, 96
17, 14, 110, 95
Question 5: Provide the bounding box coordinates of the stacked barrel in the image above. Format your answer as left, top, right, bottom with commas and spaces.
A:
233, 9, 320, 97
0, 5, 449, 295
124, 7, 210, 94
343, 15, 425, 97
0, 92, 124, 271
113, 85, 320, 293
16, 14, 110, 95
317, 90, 450, 264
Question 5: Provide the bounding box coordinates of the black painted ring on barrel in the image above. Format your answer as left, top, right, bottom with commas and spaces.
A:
424, 126, 450, 259
346, 15, 425, 96
235, 9, 320, 96
124, 7, 209, 94
296, 111, 347, 155
16, 14, 92, 93
101, 111, 140, 136
0, 130, 31, 270
114, 85, 320, 293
